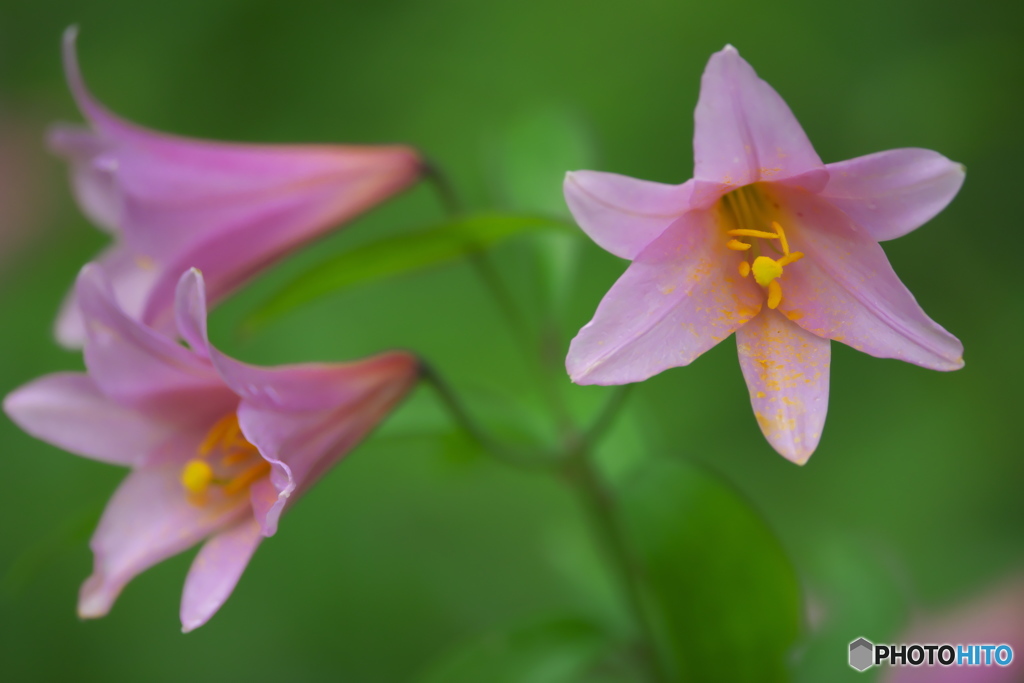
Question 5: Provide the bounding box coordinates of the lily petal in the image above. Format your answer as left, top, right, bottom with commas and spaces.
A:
563, 171, 692, 260
175, 268, 420, 412
3, 372, 171, 466
692, 45, 827, 207
820, 148, 965, 241
174, 268, 418, 536
567, 209, 762, 385
736, 309, 831, 464
76, 264, 235, 419
773, 186, 964, 371
78, 465, 249, 619
180, 518, 263, 633
58, 28, 422, 341
55, 243, 161, 349
237, 378, 413, 536
47, 124, 120, 233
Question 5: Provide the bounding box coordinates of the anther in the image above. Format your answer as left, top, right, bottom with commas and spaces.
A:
198, 414, 236, 456
727, 229, 780, 240
726, 239, 752, 251
777, 251, 804, 267
222, 461, 272, 497
767, 280, 783, 309
738, 261, 750, 278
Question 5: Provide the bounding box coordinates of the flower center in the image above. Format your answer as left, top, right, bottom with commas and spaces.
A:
180, 413, 270, 504
719, 185, 804, 310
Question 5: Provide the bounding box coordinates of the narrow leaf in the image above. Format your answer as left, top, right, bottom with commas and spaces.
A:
246, 213, 569, 330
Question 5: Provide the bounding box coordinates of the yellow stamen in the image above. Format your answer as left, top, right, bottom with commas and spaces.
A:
777, 251, 804, 267
222, 461, 272, 497
726, 239, 751, 251
181, 460, 214, 494
770, 221, 790, 256
222, 447, 259, 466
198, 414, 237, 456
727, 229, 779, 239
767, 280, 783, 309
751, 256, 783, 287
738, 261, 750, 278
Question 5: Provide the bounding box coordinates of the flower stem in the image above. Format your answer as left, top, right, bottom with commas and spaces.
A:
419, 363, 555, 470
423, 161, 464, 217
562, 434, 671, 683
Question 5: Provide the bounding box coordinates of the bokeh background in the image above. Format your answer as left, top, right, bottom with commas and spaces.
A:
1, 0, 1022, 681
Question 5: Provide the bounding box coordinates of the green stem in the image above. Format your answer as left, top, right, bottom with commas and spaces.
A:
563, 441, 670, 683
420, 363, 555, 470
423, 161, 464, 217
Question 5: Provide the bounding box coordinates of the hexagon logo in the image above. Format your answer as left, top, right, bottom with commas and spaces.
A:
849, 637, 874, 671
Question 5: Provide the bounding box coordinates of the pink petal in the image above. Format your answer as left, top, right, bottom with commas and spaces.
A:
180, 517, 263, 633
566, 209, 763, 385
174, 268, 418, 536
736, 309, 831, 464
46, 124, 120, 233
76, 264, 235, 419
78, 464, 249, 619
3, 372, 172, 466
55, 243, 161, 349
175, 268, 420, 412
820, 148, 965, 241
691, 45, 827, 207
61, 28, 422, 337
771, 186, 964, 371
563, 171, 692, 260
881, 578, 1024, 683
237, 375, 414, 536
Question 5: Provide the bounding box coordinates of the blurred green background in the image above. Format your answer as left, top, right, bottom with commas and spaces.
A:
1, 0, 1022, 681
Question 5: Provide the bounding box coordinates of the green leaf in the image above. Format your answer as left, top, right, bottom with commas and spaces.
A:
245, 212, 569, 330
418, 617, 629, 683
620, 459, 802, 683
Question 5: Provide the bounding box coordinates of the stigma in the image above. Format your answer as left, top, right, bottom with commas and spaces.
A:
180, 413, 270, 503
719, 186, 804, 310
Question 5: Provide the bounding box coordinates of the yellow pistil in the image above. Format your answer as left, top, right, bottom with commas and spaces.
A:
181, 460, 214, 494
182, 413, 269, 503
751, 256, 783, 287
726, 239, 752, 251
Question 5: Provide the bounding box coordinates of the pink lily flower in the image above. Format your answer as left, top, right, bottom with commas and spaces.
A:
50, 27, 423, 348
564, 46, 964, 464
3, 265, 419, 631
880, 578, 1024, 682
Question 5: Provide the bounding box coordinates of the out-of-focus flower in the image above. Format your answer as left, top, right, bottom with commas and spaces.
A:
881, 578, 1024, 682
4, 265, 419, 631
51, 27, 423, 348
564, 45, 964, 463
